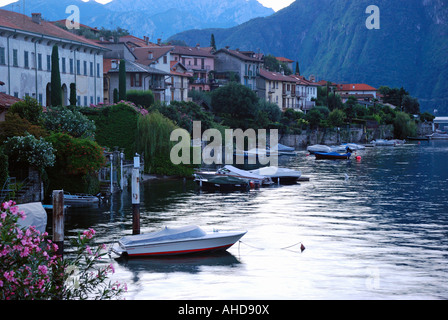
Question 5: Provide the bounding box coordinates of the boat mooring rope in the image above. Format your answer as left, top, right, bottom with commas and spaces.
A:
238, 240, 305, 253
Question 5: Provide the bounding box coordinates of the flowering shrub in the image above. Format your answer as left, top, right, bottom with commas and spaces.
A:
0, 200, 61, 299
42, 106, 96, 140
4, 133, 56, 171
45, 133, 106, 176
0, 201, 126, 300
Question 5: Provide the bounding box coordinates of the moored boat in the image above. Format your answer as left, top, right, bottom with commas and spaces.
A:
195, 165, 273, 186
63, 192, 99, 208
111, 225, 247, 257
314, 151, 351, 160
248, 166, 302, 184
194, 175, 250, 191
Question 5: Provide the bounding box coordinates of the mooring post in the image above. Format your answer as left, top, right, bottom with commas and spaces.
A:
132, 155, 140, 235
52, 190, 64, 257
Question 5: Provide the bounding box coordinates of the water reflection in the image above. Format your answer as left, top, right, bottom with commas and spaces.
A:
115, 251, 241, 275
63, 141, 448, 299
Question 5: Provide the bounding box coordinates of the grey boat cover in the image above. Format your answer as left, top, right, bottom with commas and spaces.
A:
16, 202, 47, 234
120, 225, 207, 247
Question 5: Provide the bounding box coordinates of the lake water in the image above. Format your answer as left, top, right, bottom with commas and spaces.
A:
64, 140, 448, 300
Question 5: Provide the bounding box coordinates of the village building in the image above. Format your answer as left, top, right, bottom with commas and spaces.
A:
335, 83, 378, 104
100, 41, 170, 103
290, 74, 319, 112
214, 48, 262, 92
257, 68, 297, 111
0, 10, 106, 107
170, 45, 215, 92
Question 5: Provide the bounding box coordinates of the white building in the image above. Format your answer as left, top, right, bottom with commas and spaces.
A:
289, 75, 318, 112
0, 10, 106, 106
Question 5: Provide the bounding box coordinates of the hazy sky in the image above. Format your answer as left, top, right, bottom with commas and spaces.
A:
0, 0, 295, 12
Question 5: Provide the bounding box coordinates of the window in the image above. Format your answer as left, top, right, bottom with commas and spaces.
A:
0, 47, 5, 65
14, 92, 19, 98
62, 57, 66, 73
163, 55, 167, 64
97, 63, 100, 77
13, 49, 18, 67
24, 51, 29, 68
47, 55, 51, 71
38, 94, 43, 105
38, 54, 42, 70
131, 73, 142, 87
90, 96, 93, 105
90, 62, 93, 76
194, 58, 197, 66
77, 96, 81, 106
84, 96, 87, 106
77, 60, 81, 75
70, 59, 74, 74
83, 61, 87, 76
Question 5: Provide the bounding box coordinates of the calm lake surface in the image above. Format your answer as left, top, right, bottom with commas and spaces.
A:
65, 140, 448, 300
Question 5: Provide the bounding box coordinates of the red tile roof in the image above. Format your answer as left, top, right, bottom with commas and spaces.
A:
259, 68, 296, 82
0, 92, 21, 108
276, 57, 294, 63
215, 48, 261, 62
133, 46, 173, 65
0, 9, 104, 49
172, 45, 215, 58
336, 83, 377, 91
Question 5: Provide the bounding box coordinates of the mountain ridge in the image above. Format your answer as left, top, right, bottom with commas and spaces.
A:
0, 0, 274, 39
169, 0, 448, 114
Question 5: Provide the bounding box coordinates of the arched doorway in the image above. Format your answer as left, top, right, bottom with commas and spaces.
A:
61, 84, 68, 106
45, 83, 51, 107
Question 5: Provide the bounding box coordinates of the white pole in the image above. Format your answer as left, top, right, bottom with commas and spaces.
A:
120, 152, 124, 190
132, 155, 140, 235
110, 153, 113, 194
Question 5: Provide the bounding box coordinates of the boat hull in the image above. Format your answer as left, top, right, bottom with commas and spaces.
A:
314, 152, 351, 160
114, 231, 247, 257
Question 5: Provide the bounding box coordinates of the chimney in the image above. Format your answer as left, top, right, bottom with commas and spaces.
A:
148, 51, 153, 59
196, 43, 200, 49
157, 38, 161, 45
31, 13, 42, 25
111, 60, 118, 69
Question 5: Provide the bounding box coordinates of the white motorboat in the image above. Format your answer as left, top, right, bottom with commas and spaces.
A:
195, 165, 273, 186
111, 225, 247, 257
248, 166, 302, 184
427, 132, 448, 140
307, 144, 333, 154
63, 192, 99, 208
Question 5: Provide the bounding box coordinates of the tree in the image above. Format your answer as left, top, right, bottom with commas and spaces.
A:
8, 96, 42, 125
118, 59, 126, 101
50, 45, 62, 106
305, 108, 325, 129
393, 111, 417, 139
328, 109, 346, 128
113, 88, 119, 104
402, 95, 420, 114
126, 90, 154, 109
295, 61, 300, 75
263, 54, 292, 75
211, 82, 258, 129
69, 83, 77, 106
210, 34, 216, 51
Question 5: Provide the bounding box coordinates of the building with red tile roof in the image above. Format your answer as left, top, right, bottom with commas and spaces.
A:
0, 9, 107, 106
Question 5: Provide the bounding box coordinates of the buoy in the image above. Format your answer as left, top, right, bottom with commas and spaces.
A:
249, 181, 255, 189
356, 156, 361, 161
300, 243, 306, 252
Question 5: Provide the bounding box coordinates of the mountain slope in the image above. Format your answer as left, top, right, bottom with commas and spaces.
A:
169, 0, 448, 114
1, 0, 274, 39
